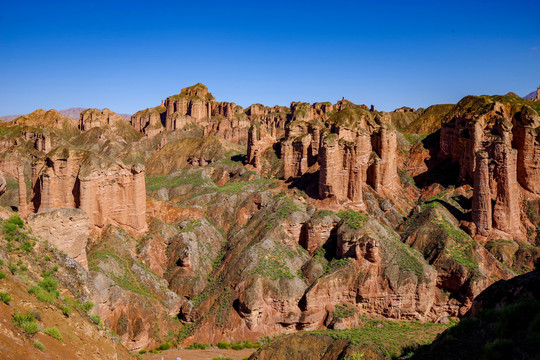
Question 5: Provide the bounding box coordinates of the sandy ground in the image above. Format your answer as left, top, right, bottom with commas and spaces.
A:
143, 347, 255, 360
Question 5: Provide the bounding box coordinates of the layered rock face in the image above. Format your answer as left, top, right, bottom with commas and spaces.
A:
130, 104, 166, 136
282, 120, 322, 179
27, 208, 90, 269
276, 106, 401, 208
22, 130, 51, 152
164, 83, 215, 130
440, 95, 540, 239
79, 108, 127, 131
24, 147, 147, 233
246, 122, 277, 171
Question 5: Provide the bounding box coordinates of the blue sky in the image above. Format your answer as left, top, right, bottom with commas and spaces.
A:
1, 0, 539, 115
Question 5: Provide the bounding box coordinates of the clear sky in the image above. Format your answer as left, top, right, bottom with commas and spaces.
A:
1, 0, 539, 115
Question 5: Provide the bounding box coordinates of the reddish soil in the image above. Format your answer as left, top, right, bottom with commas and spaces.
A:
143, 347, 255, 360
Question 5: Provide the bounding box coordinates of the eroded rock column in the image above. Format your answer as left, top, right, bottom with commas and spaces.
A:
472, 151, 492, 236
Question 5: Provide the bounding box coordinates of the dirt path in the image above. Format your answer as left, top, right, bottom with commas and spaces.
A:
143, 347, 255, 360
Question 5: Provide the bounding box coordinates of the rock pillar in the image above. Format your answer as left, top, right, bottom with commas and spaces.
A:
17, 166, 28, 219
472, 151, 492, 236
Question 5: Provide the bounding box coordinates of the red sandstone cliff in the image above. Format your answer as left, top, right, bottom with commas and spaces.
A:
22, 147, 147, 233
439, 95, 540, 240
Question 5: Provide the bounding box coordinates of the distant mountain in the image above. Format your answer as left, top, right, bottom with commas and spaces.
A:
523, 89, 538, 100
0, 107, 131, 122
0, 114, 19, 122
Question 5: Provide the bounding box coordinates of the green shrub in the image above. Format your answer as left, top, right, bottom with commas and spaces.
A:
0, 272, 6, 279
43, 327, 64, 341
156, 343, 171, 351
217, 341, 230, 349
212, 357, 234, 360
80, 301, 94, 313
59, 304, 71, 317
20, 240, 33, 253
12, 311, 41, 335
138, 349, 147, 354
6, 215, 24, 228
38, 276, 58, 293
231, 342, 244, 350
0, 291, 11, 304
8, 263, 17, 274
187, 342, 208, 349
90, 315, 102, 326
33, 341, 45, 351
0, 259, 4, 266
28, 275, 60, 303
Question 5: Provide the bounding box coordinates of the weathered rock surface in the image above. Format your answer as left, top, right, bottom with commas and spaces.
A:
79, 108, 129, 132
25, 147, 147, 233
27, 208, 90, 269
411, 269, 540, 360
439, 95, 540, 240
130, 104, 166, 136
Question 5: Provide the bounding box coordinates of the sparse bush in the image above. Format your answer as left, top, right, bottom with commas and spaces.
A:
187, 342, 208, 350
231, 342, 244, 350
0, 291, 11, 304
217, 341, 230, 349
28, 276, 60, 303
138, 349, 147, 354
59, 304, 71, 317
43, 327, 64, 341
156, 343, 171, 351
20, 240, 33, 253
0, 272, 6, 279
80, 301, 94, 313
90, 314, 102, 327
8, 263, 17, 274
33, 341, 45, 351
12, 311, 41, 335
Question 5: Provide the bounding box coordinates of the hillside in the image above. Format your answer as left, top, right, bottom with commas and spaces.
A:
0, 84, 538, 359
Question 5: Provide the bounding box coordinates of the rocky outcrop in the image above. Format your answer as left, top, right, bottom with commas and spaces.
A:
282, 120, 322, 180
439, 95, 540, 240
472, 151, 492, 236
130, 105, 166, 136
246, 122, 277, 171
25, 147, 147, 233
27, 208, 90, 269
164, 83, 215, 130
318, 108, 400, 207
22, 130, 51, 152
79, 108, 128, 131
0, 170, 6, 197
17, 166, 28, 218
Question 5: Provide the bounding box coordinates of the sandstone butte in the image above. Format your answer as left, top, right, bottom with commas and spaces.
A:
0, 84, 538, 357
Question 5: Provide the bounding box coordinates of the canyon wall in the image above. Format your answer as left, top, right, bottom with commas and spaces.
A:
21, 147, 147, 233
440, 96, 540, 240
80, 108, 128, 131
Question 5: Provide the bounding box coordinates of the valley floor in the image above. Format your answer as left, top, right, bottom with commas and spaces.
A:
143, 347, 254, 360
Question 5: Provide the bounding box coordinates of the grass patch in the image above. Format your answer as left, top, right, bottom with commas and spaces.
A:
337, 210, 369, 230
333, 304, 355, 319
59, 304, 71, 317
0, 291, 11, 304
187, 342, 208, 350
264, 197, 300, 230
12, 311, 41, 336
43, 327, 64, 341
311, 317, 450, 358
28, 276, 60, 303
33, 341, 45, 351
